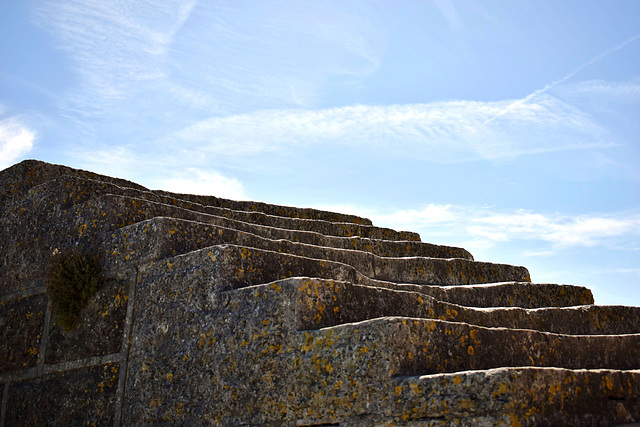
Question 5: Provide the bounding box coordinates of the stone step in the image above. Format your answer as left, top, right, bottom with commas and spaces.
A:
124, 262, 640, 426
103, 216, 470, 268
296, 317, 640, 378
0, 191, 466, 296
370, 281, 595, 309
0, 159, 374, 225
297, 367, 640, 426
293, 277, 640, 335
100, 216, 522, 285
18, 174, 423, 243
128, 243, 528, 298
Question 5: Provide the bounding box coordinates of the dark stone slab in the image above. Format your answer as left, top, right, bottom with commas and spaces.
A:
390, 368, 640, 426
37, 177, 414, 242
294, 367, 640, 426
367, 280, 595, 308
0, 294, 46, 373
0, 159, 374, 226
0, 187, 426, 296
295, 278, 640, 335
45, 278, 129, 364
123, 251, 299, 425
297, 317, 640, 378
5, 362, 120, 426
102, 217, 506, 287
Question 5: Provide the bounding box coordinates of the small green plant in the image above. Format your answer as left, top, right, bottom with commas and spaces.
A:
46, 248, 104, 331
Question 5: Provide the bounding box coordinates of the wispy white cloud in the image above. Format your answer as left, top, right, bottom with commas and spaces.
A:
34, 0, 198, 111
151, 168, 245, 200
335, 203, 640, 251
66, 144, 245, 200
483, 33, 640, 125
34, 0, 388, 123
555, 78, 640, 104
0, 114, 36, 170
173, 94, 612, 163
470, 210, 640, 248
66, 144, 140, 179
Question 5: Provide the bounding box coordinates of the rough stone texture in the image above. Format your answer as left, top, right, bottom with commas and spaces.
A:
295, 278, 640, 334
0, 294, 46, 373
0, 159, 370, 225
45, 278, 129, 364
1, 159, 639, 426
5, 363, 120, 426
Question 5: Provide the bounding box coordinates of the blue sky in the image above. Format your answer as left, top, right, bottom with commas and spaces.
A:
1, 0, 639, 306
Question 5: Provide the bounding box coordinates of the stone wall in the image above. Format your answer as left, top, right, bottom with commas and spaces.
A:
1, 160, 638, 426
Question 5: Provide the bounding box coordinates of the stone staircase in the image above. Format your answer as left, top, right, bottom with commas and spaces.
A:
1, 159, 638, 426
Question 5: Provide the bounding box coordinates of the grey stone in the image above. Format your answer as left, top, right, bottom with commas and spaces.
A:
0, 159, 638, 426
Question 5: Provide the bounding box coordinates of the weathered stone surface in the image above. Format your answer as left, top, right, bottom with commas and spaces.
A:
100, 216, 520, 286
23, 174, 411, 241
45, 278, 129, 364
4, 363, 120, 426
299, 317, 640, 376
0, 190, 447, 295
416, 281, 595, 308
104, 215, 470, 263
124, 265, 298, 425
0, 159, 372, 225
297, 367, 640, 426
1, 159, 639, 426
389, 368, 640, 427
295, 278, 640, 334
0, 293, 46, 373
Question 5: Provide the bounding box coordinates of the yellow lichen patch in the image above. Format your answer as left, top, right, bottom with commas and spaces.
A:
493, 383, 508, 398
467, 345, 474, 355
395, 385, 403, 396
270, 282, 282, 292
269, 344, 283, 354
325, 363, 334, 373
176, 403, 184, 415
78, 223, 88, 237
469, 329, 478, 344
409, 383, 422, 395
301, 333, 314, 352
453, 375, 462, 385
240, 247, 251, 260
604, 375, 614, 391
509, 413, 523, 427
167, 373, 173, 381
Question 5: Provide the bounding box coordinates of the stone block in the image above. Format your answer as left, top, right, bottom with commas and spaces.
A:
4, 363, 120, 426
45, 278, 129, 364
0, 294, 46, 373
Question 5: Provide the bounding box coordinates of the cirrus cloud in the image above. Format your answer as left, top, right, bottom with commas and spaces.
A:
173, 94, 612, 163
0, 115, 36, 170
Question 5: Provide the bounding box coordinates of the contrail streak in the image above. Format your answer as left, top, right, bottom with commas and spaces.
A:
483, 33, 640, 126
